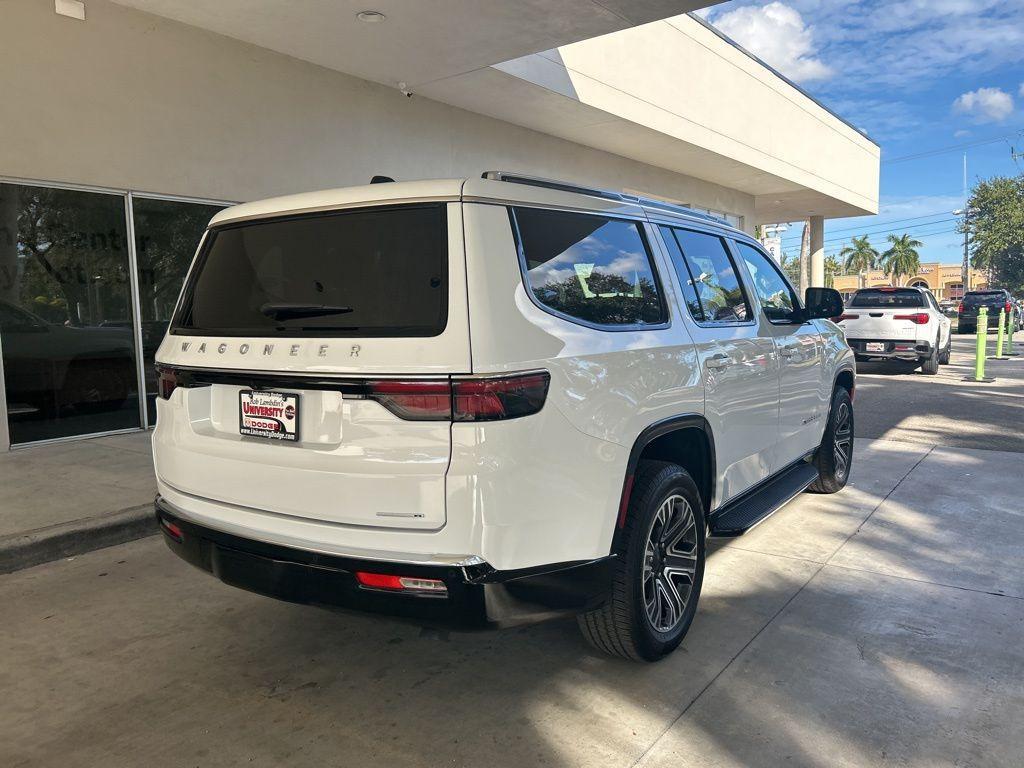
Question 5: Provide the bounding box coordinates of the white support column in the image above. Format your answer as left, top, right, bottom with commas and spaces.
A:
810, 215, 825, 288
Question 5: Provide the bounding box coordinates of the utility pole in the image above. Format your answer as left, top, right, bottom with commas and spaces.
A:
799, 220, 810, 294
961, 153, 970, 295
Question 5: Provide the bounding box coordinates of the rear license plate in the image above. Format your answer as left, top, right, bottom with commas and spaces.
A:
239, 390, 299, 442
865, 342, 885, 352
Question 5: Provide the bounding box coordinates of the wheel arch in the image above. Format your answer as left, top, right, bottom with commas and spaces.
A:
611, 414, 715, 553
834, 366, 855, 401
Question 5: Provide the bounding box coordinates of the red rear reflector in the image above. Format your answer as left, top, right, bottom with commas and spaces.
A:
893, 313, 929, 324
453, 372, 550, 422
355, 571, 447, 594
160, 519, 184, 541
834, 313, 859, 322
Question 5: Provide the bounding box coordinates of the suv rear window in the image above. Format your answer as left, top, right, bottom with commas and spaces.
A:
172, 204, 448, 337
512, 207, 666, 327
848, 288, 924, 308
963, 291, 1006, 306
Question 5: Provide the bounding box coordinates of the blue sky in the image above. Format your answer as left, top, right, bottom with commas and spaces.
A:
701, 0, 1024, 265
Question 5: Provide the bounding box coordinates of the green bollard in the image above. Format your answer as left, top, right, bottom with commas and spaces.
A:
991, 307, 1009, 360
966, 307, 995, 381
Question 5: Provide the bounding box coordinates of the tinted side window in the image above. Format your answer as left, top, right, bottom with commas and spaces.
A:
734, 241, 798, 322
669, 228, 751, 323
513, 207, 665, 327
659, 226, 705, 321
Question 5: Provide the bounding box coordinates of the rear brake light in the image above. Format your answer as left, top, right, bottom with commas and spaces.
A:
157, 366, 179, 399
893, 313, 929, 324
834, 313, 859, 322
364, 380, 452, 420
355, 571, 448, 594
1007, 302, 1013, 314
957, 303, 964, 313
365, 372, 550, 422
453, 372, 550, 422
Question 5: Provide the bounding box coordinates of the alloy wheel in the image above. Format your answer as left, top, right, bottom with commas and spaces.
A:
642, 494, 699, 633
833, 401, 853, 481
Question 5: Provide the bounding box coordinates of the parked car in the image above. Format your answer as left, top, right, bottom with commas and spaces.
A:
958, 289, 1014, 334
152, 173, 855, 661
0, 299, 136, 418
835, 286, 951, 373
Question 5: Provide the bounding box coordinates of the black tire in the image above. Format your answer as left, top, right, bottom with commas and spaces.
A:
808, 387, 854, 494
939, 335, 951, 364
921, 339, 939, 375
577, 461, 706, 662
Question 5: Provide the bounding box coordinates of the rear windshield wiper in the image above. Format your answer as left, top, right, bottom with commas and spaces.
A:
260, 303, 355, 320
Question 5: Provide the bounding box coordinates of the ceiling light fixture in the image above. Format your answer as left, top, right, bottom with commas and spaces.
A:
356, 10, 386, 23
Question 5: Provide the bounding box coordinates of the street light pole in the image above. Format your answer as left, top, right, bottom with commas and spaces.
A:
962, 206, 970, 294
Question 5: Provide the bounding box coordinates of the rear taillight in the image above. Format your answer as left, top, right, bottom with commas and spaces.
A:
1007, 301, 1013, 314
157, 366, 179, 399
453, 372, 550, 422
834, 313, 859, 322
957, 302, 964, 313
893, 313, 930, 324
363, 380, 453, 421
355, 571, 448, 595
365, 372, 550, 422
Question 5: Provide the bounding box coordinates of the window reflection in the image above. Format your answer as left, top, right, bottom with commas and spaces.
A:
0, 183, 140, 443
132, 197, 224, 422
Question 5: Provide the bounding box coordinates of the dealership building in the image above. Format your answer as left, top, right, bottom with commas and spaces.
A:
0, 0, 879, 450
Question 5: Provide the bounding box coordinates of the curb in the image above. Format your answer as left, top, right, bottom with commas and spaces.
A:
0, 504, 158, 575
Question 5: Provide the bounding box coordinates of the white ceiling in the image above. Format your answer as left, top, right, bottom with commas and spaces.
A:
110, 0, 720, 90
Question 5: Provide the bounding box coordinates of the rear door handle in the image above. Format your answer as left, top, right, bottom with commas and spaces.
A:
705, 354, 732, 370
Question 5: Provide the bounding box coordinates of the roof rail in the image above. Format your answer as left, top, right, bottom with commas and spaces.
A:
481, 170, 731, 227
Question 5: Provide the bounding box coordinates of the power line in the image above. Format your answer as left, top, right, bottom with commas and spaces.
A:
883, 130, 1023, 164
798, 210, 958, 238
781, 217, 958, 246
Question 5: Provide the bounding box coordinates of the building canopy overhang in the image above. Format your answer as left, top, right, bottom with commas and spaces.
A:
111, 1, 878, 223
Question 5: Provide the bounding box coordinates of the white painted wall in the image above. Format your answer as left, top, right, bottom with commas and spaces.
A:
0, 0, 755, 227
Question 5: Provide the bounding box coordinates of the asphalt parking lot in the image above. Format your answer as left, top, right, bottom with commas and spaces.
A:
2, 334, 1022, 768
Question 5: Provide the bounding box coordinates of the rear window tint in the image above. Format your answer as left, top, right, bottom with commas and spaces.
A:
849, 289, 924, 308
963, 292, 1006, 306
512, 207, 666, 327
172, 204, 447, 337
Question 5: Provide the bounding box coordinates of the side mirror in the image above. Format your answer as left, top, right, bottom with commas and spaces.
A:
802, 287, 844, 321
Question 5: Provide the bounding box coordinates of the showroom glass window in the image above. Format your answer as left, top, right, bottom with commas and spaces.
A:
133, 197, 224, 422
0, 183, 140, 443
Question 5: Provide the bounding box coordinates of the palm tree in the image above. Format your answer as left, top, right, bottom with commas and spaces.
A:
838, 235, 879, 288
881, 234, 923, 286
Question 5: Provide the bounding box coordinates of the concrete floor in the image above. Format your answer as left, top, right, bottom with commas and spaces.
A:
2, 337, 1024, 767
0, 430, 155, 537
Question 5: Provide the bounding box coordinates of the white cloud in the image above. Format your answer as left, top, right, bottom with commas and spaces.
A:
954, 129, 971, 138
1020, 82, 1024, 97
711, 2, 833, 83
952, 87, 1014, 123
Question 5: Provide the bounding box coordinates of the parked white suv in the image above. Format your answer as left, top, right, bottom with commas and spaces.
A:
153, 173, 855, 661
836, 286, 951, 374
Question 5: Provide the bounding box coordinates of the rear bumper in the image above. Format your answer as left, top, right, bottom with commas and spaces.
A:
958, 314, 1001, 328
848, 338, 932, 360
155, 496, 613, 628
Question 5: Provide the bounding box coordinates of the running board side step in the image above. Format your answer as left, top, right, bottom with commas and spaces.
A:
708, 461, 820, 537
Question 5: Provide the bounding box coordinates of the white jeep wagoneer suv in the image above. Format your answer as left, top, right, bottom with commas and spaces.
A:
153, 173, 855, 661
